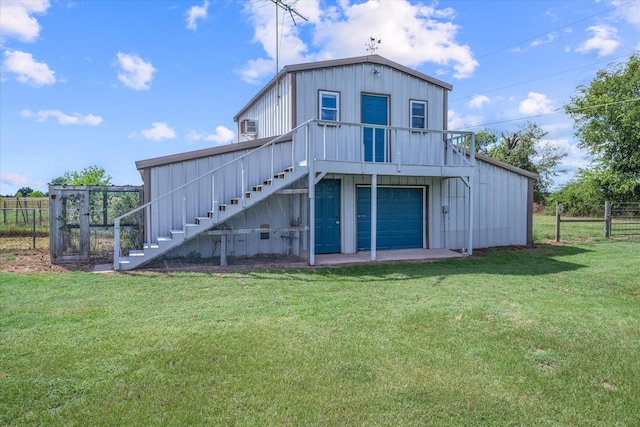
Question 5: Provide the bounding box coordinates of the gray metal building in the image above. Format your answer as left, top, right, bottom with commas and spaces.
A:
114, 55, 535, 270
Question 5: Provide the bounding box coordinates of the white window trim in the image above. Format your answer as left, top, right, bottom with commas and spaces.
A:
410, 100, 427, 129
319, 90, 340, 122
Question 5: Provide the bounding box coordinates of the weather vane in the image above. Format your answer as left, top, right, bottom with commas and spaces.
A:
365, 37, 382, 54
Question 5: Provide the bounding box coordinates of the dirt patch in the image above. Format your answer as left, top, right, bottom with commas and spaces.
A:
0, 248, 307, 274
0, 249, 96, 274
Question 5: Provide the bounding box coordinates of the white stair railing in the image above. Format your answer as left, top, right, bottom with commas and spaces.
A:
113, 121, 312, 269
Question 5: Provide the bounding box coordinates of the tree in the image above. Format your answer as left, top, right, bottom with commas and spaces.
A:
548, 169, 605, 217
474, 128, 498, 155
484, 122, 567, 204
15, 187, 34, 197
51, 165, 112, 186
564, 53, 640, 202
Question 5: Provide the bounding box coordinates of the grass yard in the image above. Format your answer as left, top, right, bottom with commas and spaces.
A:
533, 213, 606, 242
1, 231, 639, 425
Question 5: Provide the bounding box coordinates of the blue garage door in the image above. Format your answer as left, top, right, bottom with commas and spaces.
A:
357, 187, 424, 251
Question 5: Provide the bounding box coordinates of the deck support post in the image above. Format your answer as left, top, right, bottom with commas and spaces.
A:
220, 234, 227, 266
309, 137, 316, 266
371, 173, 377, 261
467, 176, 473, 256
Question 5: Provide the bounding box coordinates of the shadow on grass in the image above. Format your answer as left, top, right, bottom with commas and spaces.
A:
280, 244, 591, 282
125, 244, 592, 282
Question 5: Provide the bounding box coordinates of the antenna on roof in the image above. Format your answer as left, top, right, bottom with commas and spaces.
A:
271, 0, 308, 74
270, 0, 308, 107
365, 37, 382, 55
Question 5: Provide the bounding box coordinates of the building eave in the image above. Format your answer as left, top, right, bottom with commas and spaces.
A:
476, 152, 538, 180
135, 136, 289, 171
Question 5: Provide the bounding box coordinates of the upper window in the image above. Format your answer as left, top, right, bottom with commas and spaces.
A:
410, 100, 427, 129
319, 91, 340, 121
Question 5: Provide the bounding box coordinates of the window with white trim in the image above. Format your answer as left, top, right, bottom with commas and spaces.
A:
319, 91, 340, 122
410, 100, 427, 129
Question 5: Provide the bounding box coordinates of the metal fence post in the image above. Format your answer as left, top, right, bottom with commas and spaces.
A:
32, 208, 36, 249
604, 201, 611, 238
555, 201, 561, 242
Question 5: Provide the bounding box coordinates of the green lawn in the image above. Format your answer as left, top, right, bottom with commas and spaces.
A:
1, 236, 639, 425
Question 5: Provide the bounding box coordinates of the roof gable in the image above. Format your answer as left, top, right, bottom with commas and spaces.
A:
234, 54, 452, 122
284, 54, 452, 89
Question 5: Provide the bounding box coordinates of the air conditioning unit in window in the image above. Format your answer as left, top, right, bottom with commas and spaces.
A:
240, 119, 257, 137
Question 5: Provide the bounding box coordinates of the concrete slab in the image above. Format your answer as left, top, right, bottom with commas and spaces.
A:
314, 248, 462, 266
92, 264, 114, 273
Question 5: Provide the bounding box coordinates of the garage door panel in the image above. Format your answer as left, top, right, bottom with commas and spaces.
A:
357, 187, 424, 250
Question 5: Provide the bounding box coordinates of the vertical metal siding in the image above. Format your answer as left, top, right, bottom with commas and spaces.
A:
238, 74, 292, 140
295, 64, 446, 129
444, 160, 530, 249
146, 142, 295, 240
296, 64, 447, 164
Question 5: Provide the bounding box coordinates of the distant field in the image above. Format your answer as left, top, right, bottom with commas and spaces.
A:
533, 213, 606, 242
1, 236, 638, 425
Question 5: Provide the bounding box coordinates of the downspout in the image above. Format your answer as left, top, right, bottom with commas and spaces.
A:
143, 168, 151, 246
526, 177, 535, 245
443, 89, 449, 130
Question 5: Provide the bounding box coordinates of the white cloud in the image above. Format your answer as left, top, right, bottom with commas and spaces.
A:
0, 0, 50, 44
187, 126, 234, 144
547, 138, 590, 170
139, 122, 176, 141
116, 52, 157, 90
447, 109, 484, 130
239, 0, 478, 83
1, 171, 31, 187
576, 25, 620, 57
545, 9, 559, 20
21, 109, 103, 125
186, 0, 209, 30
530, 32, 557, 47
3, 49, 55, 86
612, 0, 640, 28
519, 92, 554, 116
468, 95, 490, 109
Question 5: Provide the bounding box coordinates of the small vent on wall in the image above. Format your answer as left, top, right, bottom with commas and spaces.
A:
241, 119, 257, 137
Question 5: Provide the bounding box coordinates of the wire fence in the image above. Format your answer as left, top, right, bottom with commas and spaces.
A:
0, 198, 50, 250
608, 202, 640, 237
554, 201, 640, 241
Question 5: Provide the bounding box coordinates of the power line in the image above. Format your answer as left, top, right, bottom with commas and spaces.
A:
450, 53, 635, 103
444, 0, 638, 73
457, 97, 640, 130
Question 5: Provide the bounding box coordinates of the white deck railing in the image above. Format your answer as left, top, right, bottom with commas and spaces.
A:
310, 120, 475, 167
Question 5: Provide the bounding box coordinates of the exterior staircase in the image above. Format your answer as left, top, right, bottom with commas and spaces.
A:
114, 164, 308, 271
114, 119, 476, 271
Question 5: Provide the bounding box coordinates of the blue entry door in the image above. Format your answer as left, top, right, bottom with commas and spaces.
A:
315, 179, 341, 254
362, 94, 388, 162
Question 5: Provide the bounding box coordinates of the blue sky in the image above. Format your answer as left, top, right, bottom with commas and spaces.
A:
1, 0, 639, 196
